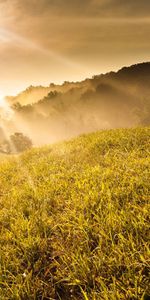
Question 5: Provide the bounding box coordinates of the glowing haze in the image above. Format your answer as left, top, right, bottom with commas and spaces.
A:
0, 0, 150, 96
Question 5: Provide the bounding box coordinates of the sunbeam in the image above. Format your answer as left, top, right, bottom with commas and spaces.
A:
0, 92, 6, 108
0, 92, 14, 120
0, 111, 36, 191
0, 27, 88, 73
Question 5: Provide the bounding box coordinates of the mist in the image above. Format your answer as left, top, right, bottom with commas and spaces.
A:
0, 62, 149, 148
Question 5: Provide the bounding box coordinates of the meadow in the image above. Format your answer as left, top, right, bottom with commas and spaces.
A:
0, 127, 149, 299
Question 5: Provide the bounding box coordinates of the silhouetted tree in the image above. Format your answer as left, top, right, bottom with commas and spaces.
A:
10, 132, 32, 152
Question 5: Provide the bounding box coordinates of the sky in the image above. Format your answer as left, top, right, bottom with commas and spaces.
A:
0, 0, 150, 96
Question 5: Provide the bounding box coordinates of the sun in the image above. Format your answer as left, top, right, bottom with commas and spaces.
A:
0, 92, 6, 108
0, 92, 14, 119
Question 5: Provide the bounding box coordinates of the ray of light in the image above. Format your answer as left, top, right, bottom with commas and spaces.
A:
0, 115, 36, 191
0, 119, 16, 153
0, 92, 14, 120
0, 92, 6, 108
0, 27, 88, 73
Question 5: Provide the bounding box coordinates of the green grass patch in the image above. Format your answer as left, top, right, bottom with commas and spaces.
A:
0, 127, 150, 299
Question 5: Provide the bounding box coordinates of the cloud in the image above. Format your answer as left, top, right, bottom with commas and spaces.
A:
1, 0, 150, 20
0, 0, 150, 96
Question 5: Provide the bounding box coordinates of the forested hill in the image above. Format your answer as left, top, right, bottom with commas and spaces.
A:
8, 62, 150, 105
3, 62, 150, 145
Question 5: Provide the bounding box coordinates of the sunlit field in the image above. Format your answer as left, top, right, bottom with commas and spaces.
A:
0, 127, 149, 300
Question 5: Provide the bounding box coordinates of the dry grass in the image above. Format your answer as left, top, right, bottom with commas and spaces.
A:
0, 127, 150, 299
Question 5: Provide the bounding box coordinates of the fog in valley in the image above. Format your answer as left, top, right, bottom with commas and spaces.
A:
0, 62, 150, 149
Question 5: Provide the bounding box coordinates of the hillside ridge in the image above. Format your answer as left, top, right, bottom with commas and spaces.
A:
7, 61, 150, 104
2, 61, 150, 146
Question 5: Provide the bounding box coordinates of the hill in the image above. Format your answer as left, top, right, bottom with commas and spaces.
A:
0, 127, 149, 299
3, 62, 150, 145
7, 62, 150, 106
6, 81, 83, 106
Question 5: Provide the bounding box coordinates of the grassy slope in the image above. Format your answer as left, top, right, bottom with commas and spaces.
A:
0, 127, 149, 300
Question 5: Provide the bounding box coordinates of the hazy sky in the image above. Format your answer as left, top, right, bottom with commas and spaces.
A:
0, 0, 150, 96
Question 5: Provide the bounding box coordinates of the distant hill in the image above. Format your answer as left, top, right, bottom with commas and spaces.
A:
3, 62, 150, 145
7, 81, 84, 106
7, 62, 150, 104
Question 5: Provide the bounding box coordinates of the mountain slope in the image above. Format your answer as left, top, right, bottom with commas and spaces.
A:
8, 62, 150, 105
0, 127, 149, 299
3, 62, 150, 145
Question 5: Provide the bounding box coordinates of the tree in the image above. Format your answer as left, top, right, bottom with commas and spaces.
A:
10, 132, 33, 153
12, 102, 22, 111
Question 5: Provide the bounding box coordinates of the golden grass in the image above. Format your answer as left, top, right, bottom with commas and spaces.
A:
0, 127, 150, 299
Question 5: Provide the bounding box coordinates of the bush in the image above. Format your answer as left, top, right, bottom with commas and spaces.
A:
10, 132, 33, 152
